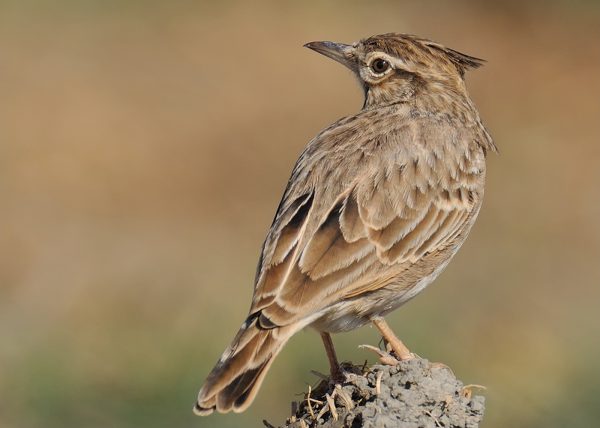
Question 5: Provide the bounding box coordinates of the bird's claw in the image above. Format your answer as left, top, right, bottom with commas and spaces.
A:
359, 344, 400, 365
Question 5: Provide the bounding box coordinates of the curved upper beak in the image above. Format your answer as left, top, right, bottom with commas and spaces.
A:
304, 41, 357, 72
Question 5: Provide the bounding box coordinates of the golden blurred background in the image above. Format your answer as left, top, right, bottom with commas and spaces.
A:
1, 1, 600, 427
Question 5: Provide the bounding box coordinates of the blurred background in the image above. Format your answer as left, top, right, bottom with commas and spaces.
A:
1, 1, 600, 427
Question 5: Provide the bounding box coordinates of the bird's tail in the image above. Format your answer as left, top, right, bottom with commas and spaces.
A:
194, 315, 295, 415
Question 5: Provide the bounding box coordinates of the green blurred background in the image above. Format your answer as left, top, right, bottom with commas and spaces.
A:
2, 1, 600, 427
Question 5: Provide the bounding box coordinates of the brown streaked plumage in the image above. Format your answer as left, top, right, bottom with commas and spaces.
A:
194, 33, 496, 416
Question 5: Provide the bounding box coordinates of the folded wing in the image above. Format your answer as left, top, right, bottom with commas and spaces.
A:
250, 121, 484, 328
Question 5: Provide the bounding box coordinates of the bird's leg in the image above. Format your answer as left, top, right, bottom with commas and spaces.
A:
370, 317, 414, 361
320, 332, 343, 380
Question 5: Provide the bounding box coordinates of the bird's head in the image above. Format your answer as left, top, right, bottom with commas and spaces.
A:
305, 33, 484, 109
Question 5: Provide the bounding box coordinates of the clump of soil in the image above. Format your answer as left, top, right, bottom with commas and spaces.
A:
276, 357, 485, 428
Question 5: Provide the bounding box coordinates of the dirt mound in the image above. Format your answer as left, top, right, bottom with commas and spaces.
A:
277, 357, 485, 428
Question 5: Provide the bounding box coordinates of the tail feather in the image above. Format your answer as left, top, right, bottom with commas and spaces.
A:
217, 357, 271, 412
194, 317, 295, 415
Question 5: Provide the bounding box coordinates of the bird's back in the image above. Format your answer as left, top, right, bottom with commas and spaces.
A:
250, 101, 488, 332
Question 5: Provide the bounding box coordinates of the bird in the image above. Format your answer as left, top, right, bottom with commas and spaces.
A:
194, 33, 496, 416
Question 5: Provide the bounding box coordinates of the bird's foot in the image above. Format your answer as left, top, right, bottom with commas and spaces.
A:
359, 342, 417, 365
359, 344, 412, 365
311, 367, 346, 384
330, 366, 346, 384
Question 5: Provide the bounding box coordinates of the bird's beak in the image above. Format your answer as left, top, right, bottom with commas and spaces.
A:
304, 41, 357, 72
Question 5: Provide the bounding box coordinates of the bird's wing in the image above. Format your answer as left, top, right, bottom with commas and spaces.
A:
249, 114, 485, 328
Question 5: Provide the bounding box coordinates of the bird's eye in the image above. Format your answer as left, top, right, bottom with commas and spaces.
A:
370, 58, 390, 74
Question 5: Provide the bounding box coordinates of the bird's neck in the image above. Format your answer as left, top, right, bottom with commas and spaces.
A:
412, 82, 497, 155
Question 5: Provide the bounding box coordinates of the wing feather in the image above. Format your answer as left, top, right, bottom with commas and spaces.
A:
339, 192, 368, 242
269, 193, 313, 265
249, 113, 485, 327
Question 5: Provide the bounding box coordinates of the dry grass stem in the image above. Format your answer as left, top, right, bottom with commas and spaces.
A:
325, 393, 338, 421
461, 384, 487, 399
375, 371, 383, 395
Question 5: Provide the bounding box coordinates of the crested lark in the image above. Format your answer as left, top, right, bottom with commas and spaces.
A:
194, 33, 496, 415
